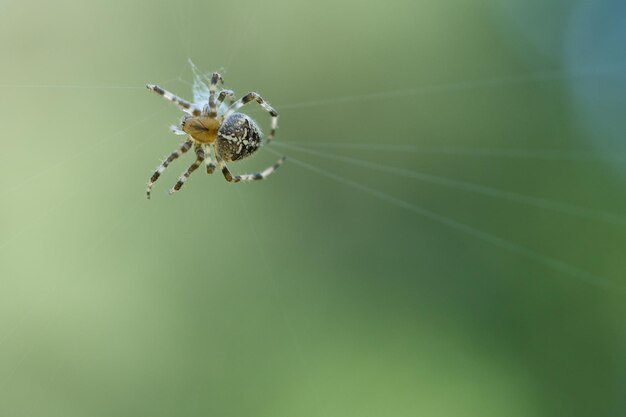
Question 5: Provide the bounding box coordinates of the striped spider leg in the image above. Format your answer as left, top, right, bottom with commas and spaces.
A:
146, 84, 201, 116
147, 139, 192, 199
204, 144, 217, 174
217, 89, 236, 109
205, 72, 223, 117
223, 92, 279, 143
169, 143, 206, 195
215, 149, 286, 183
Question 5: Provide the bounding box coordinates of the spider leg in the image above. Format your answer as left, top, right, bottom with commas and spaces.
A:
223, 92, 279, 143
204, 145, 217, 174
207, 72, 224, 118
146, 84, 201, 116
212, 89, 236, 118
217, 89, 236, 106
169, 143, 206, 194
147, 140, 193, 199
215, 147, 286, 183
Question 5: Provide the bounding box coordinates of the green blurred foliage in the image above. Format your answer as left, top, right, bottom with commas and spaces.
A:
0, 0, 624, 416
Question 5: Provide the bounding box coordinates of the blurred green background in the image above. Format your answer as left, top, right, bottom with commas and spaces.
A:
1, 0, 625, 416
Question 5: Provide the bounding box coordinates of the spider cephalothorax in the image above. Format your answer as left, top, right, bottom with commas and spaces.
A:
145, 71, 285, 198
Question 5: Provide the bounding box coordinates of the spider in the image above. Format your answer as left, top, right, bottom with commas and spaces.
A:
145, 71, 285, 198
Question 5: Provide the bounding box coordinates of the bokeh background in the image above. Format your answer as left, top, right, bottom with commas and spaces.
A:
1, 0, 625, 416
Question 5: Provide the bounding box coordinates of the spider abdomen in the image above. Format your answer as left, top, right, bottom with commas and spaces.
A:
216, 113, 262, 161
